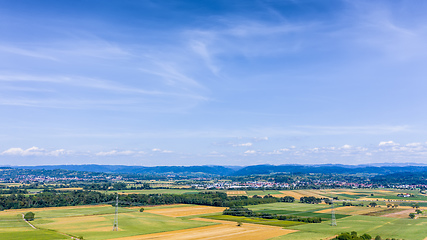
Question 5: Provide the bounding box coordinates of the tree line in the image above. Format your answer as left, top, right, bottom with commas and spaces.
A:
0, 190, 296, 210
223, 206, 322, 223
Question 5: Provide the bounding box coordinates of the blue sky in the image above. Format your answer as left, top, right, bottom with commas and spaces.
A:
1, 0, 427, 166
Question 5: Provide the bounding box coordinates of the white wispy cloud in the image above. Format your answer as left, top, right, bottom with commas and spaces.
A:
233, 142, 253, 147
406, 142, 422, 147
152, 148, 173, 153
337, 1, 427, 61
139, 60, 204, 88
1, 147, 72, 156
341, 144, 352, 149
0, 74, 166, 96
379, 140, 399, 147
244, 150, 256, 154
0, 45, 58, 61
185, 19, 311, 70
253, 137, 269, 141
189, 40, 219, 74
293, 125, 410, 135
95, 150, 135, 156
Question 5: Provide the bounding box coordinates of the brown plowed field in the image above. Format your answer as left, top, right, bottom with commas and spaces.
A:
381, 209, 416, 218
109, 218, 297, 240
144, 206, 226, 217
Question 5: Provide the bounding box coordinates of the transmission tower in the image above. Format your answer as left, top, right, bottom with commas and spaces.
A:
113, 193, 118, 231
331, 199, 337, 226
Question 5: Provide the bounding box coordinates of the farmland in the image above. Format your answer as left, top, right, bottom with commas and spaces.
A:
0, 204, 297, 240
1, 193, 427, 240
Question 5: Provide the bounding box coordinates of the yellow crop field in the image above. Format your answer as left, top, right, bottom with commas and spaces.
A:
280, 191, 305, 199
145, 205, 226, 217
109, 218, 297, 240
377, 190, 394, 193
271, 194, 288, 198
279, 190, 327, 199
226, 191, 247, 195
297, 190, 328, 198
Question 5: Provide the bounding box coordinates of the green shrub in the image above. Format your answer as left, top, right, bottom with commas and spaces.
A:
24, 212, 35, 221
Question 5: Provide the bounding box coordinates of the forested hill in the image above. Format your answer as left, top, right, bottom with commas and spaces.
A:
231, 164, 427, 176
12, 164, 427, 176
15, 165, 237, 176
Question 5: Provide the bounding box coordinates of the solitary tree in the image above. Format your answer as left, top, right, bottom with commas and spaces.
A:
139, 207, 144, 212
24, 212, 35, 221
369, 202, 377, 208
409, 213, 416, 219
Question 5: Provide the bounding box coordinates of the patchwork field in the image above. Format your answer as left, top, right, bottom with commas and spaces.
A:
1, 189, 427, 240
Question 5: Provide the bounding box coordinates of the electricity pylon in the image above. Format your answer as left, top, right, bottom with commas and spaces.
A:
331, 199, 337, 226
113, 193, 118, 231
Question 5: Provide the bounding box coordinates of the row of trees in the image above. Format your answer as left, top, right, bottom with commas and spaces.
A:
343, 202, 364, 207
334, 231, 404, 240
223, 206, 322, 223
0, 191, 297, 210
300, 196, 323, 204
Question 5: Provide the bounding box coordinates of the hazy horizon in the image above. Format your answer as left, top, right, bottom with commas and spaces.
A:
1, 0, 427, 166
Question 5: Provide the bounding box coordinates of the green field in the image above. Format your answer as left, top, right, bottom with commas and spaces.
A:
246, 190, 284, 196
0, 214, 68, 240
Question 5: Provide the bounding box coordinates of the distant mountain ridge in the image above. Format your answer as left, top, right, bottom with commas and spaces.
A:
14, 165, 237, 176
11, 163, 427, 176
